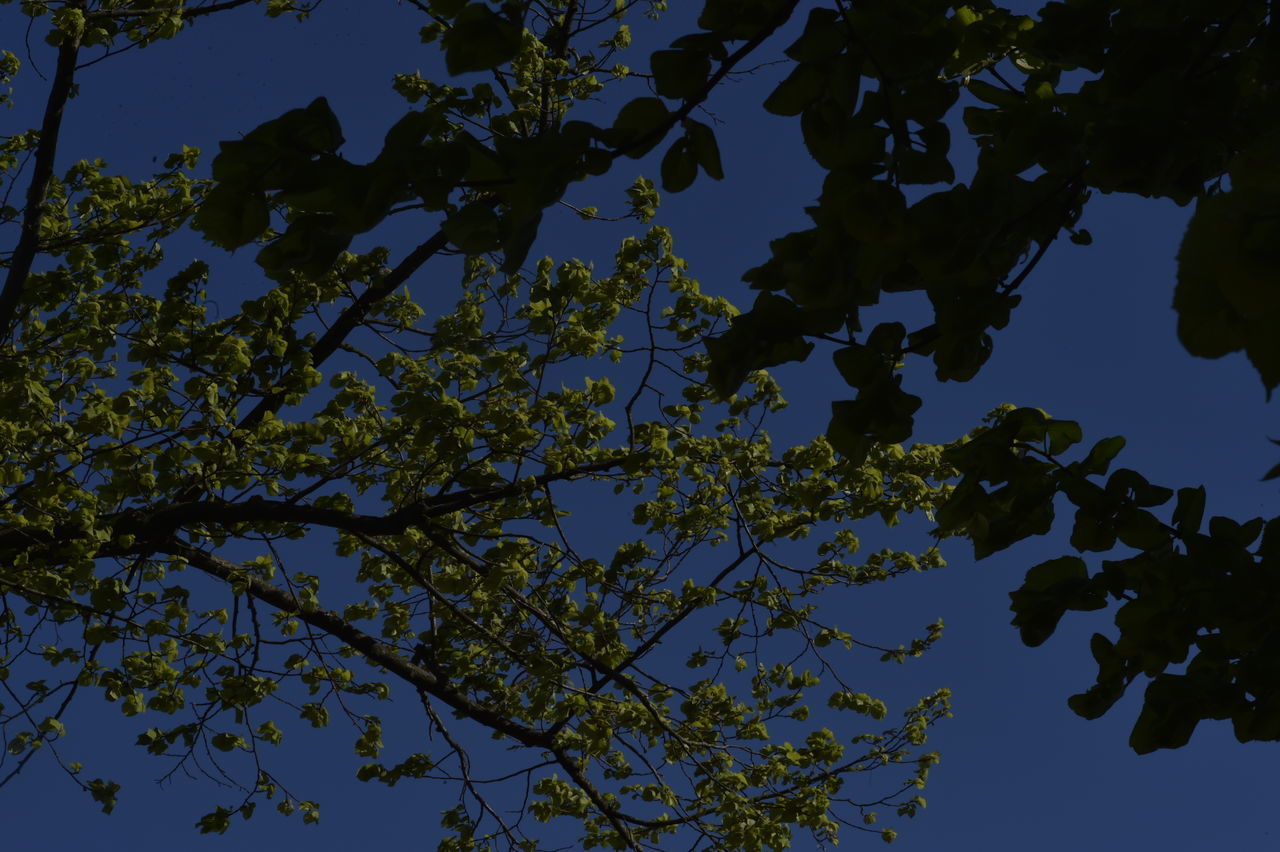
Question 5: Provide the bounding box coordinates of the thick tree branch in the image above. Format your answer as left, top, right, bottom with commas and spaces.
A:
0, 34, 80, 340
0, 455, 632, 554
85, 0, 259, 19
236, 227, 451, 431
162, 537, 556, 749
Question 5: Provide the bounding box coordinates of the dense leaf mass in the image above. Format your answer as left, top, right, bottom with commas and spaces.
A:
2, 0, 1279, 849
0, 2, 960, 849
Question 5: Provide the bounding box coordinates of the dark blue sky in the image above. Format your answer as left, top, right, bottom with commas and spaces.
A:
3, 1, 1276, 849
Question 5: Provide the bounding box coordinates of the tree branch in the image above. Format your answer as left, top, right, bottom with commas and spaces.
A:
85, 0, 260, 19
617, 0, 800, 161
161, 537, 556, 749
0, 455, 632, 555
0, 34, 80, 340
236, 227, 451, 431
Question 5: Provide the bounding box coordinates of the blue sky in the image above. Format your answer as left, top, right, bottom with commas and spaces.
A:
2, 1, 1276, 849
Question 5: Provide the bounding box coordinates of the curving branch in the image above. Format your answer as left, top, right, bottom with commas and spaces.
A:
162, 537, 557, 749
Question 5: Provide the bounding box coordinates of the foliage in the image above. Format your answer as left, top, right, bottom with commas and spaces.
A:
0, 2, 963, 850
684, 0, 1280, 754
4, 1, 1273, 845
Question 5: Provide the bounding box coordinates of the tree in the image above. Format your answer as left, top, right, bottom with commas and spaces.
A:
0, 3, 959, 849
1, 1, 1274, 848
698, 0, 1280, 755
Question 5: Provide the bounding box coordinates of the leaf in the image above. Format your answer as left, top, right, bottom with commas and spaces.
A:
195, 98, 350, 251
1114, 508, 1171, 551
1044, 419, 1083, 455
1105, 468, 1173, 508
668, 32, 729, 61
965, 79, 1022, 108
1171, 486, 1206, 533
441, 4, 523, 75
499, 208, 543, 274
1009, 556, 1102, 646
1129, 675, 1202, 754
783, 8, 844, 63
1078, 435, 1125, 476
684, 120, 724, 180
212, 97, 345, 185
441, 199, 501, 254
255, 217, 352, 279
1068, 679, 1126, 720
1022, 555, 1088, 592
1176, 189, 1280, 393
1070, 508, 1116, 553
763, 63, 826, 116
609, 97, 671, 159
192, 184, 270, 250
826, 378, 922, 463
660, 139, 697, 192
832, 345, 881, 388
87, 779, 121, 815
650, 49, 712, 100
698, 0, 790, 40
705, 293, 821, 396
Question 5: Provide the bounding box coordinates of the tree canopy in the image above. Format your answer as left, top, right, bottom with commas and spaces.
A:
0, 1, 1276, 850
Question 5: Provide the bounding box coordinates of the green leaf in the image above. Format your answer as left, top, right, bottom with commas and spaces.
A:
212, 97, 345, 185
256, 217, 352, 278
1022, 555, 1088, 592
1129, 675, 1202, 754
1114, 508, 1171, 551
1171, 486, 1206, 534
441, 4, 523, 75
610, 97, 671, 159
826, 378, 921, 463
783, 8, 844, 63
763, 63, 827, 116
661, 139, 697, 192
87, 779, 121, 815
192, 184, 270, 249
650, 49, 711, 100
832, 345, 882, 388
442, 199, 501, 254
1068, 679, 1127, 720
1070, 508, 1116, 553
1009, 556, 1103, 646
684, 120, 724, 180
1176, 189, 1280, 393
1078, 435, 1126, 476
965, 79, 1023, 108
1044, 419, 1083, 455
668, 32, 729, 61
705, 293, 821, 395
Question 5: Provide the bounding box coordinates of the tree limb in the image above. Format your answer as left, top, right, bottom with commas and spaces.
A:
162, 536, 556, 749
0, 34, 80, 340
85, 0, 260, 19
236, 227, 452, 430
